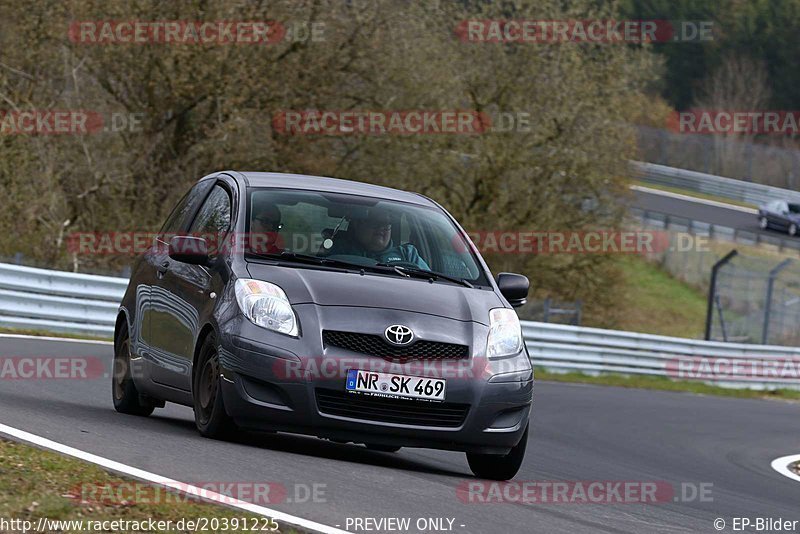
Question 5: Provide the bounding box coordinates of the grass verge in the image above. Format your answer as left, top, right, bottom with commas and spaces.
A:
0, 438, 298, 533
536, 368, 800, 401
605, 255, 708, 339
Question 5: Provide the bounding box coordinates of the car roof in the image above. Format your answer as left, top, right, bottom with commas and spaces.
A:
220, 171, 435, 207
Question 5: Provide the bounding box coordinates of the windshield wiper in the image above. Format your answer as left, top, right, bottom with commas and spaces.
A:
250, 251, 392, 274
376, 264, 474, 288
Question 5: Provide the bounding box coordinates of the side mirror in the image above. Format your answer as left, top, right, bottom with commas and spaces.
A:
496, 272, 529, 308
169, 236, 211, 266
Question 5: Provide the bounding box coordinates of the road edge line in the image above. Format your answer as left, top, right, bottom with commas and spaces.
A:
630, 185, 759, 214
0, 333, 112, 346
0, 422, 349, 534
770, 454, 800, 483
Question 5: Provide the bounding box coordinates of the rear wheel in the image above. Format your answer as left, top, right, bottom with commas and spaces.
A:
789, 223, 798, 237
365, 444, 401, 453
193, 334, 237, 439
466, 425, 528, 481
112, 325, 156, 416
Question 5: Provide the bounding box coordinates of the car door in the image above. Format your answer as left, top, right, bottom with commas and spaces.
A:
142, 179, 215, 389
149, 182, 234, 391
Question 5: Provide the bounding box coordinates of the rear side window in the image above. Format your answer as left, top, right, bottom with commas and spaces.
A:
159, 180, 215, 235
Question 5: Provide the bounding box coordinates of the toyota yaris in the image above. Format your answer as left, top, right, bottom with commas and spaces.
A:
113, 171, 533, 480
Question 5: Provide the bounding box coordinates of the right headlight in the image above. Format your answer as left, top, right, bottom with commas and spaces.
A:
234, 279, 299, 336
486, 307, 523, 359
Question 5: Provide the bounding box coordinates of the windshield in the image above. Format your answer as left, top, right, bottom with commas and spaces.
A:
245, 188, 488, 286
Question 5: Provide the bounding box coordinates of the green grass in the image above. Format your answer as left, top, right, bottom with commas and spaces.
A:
0, 327, 111, 342
607, 255, 708, 339
0, 438, 298, 533
536, 368, 800, 401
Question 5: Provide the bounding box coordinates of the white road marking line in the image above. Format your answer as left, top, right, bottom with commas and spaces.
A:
0, 333, 112, 345
771, 454, 800, 483
631, 185, 759, 214
0, 422, 349, 534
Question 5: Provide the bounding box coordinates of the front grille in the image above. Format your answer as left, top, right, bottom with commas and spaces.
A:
315, 388, 469, 428
322, 330, 468, 363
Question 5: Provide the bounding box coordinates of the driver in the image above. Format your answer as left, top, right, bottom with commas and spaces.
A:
330, 208, 430, 269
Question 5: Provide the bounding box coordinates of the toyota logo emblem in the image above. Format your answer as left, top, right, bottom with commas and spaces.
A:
384, 325, 414, 346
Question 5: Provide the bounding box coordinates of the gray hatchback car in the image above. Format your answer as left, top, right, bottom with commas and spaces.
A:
114, 171, 533, 480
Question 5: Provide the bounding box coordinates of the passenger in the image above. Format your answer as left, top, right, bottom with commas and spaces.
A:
250, 200, 283, 254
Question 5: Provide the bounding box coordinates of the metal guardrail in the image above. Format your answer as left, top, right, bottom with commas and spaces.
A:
632, 161, 800, 207
0, 263, 126, 338
523, 321, 800, 390
0, 262, 797, 390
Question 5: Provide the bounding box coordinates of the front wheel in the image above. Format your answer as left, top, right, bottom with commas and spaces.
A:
759, 216, 769, 230
466, 425, 528, 480
112, 325, 156, 417
193, 334, 237, 439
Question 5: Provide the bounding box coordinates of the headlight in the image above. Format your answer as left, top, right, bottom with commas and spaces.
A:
234, 279, 299, 336
486, 308, 523, 359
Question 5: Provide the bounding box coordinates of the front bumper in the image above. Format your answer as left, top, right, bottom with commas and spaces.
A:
217, 311, 533, 454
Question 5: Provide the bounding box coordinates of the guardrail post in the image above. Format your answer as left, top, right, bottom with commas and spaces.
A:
762, 258, 793, 345
705, 250, 738, 341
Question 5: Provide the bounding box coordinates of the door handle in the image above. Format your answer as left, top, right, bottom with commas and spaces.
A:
157, 261, 169, 278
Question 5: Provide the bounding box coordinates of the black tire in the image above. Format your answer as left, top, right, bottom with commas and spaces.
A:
112, 324, 156, 417
365, 444, 402, 453
193, 334, 237, 439
466, 425, 528, 481
789, 223, 798, 237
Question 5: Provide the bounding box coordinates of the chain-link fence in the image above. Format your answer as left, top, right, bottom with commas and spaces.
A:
709, 255, 800, 346
637, 125, 800, 190
637, 226, 800, 346
517, 298, 582, 325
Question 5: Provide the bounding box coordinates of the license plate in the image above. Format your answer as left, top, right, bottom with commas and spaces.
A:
345, 369, 446, 402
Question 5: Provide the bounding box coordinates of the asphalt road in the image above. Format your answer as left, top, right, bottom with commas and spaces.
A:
1, 336, 800, 534
631, 189, 773, 237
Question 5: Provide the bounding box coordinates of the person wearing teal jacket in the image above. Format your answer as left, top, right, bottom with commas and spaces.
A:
328, 209, 431, 270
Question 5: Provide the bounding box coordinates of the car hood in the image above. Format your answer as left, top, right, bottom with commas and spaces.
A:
245, 262, 503, 325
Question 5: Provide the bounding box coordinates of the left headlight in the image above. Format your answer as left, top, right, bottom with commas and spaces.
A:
486, 308, 523, 359
234, 279, 299, 336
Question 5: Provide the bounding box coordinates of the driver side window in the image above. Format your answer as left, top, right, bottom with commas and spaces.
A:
190, 184, 232, 255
